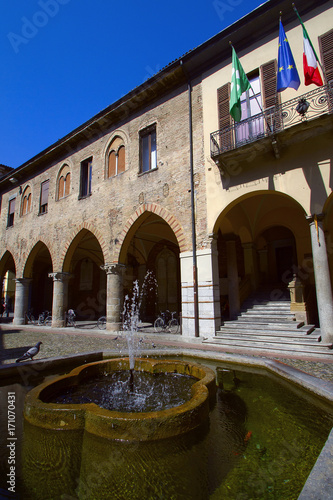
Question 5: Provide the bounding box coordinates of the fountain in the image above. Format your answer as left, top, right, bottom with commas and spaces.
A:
1, 277, 332, 499
23, 357, 216, 441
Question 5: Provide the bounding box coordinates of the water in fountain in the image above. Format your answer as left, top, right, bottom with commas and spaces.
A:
122, 272, 157, 393
45, 369, 197, 412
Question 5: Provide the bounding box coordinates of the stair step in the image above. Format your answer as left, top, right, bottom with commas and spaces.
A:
214, 333, 322, 344
204, 337, 333, 352
236, 316, 295, 323
216, 330, 320, 340
220, 322, 311, 332
202, 339, 333, 357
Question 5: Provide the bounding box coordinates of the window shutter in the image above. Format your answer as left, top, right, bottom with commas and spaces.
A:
260, 59, 281, 132
108, 151, 116, 177
9, 198, 15, 214
22, 196, 28, 215
58, 176, 65, 199
217, 83, 231, 129
65, 173, 71, 196
217, 83, 232, 151
261, 59, 279, 109
118, 146, 125, 174
27, 193, 32, 212
319, 29, 333, 83
41, 180, 49, 206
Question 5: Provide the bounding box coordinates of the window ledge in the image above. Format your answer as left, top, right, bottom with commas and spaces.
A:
78, 193, 92, 201
138, 167, 158, 177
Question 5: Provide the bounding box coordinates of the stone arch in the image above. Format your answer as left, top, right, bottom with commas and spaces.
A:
23, 241, 54, 315
213, 190, 308, 243
118, 203, 186, 262
61, 226, 107, 320
0, 249, 17, 278
61, 222, 110, 272
23, 239, 55, 278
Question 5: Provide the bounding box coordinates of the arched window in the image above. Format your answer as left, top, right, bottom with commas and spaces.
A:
107, 137, 126, 178
118, 145, 125, 174
21, 186, 32, 216
57, 164, 71, 200
108, 151, 117, 178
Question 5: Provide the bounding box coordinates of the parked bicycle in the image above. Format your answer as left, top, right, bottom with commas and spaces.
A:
154, 310, 179, 334
97, 316, 106, 330
25, 310, 37, 324
66, 309, 76, 327
38, 310, 52, 326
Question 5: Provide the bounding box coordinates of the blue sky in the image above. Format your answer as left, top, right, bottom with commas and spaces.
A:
0, 0, 265, 169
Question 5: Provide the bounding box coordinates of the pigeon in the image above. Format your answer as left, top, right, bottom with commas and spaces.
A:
15, 342, 42, 363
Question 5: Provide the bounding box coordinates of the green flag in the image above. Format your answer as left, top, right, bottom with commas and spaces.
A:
229, 47, 250, 122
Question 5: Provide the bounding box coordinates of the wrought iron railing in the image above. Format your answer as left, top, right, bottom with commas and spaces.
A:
211, 83, 333, 157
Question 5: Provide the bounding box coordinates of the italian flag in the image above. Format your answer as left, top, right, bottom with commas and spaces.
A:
295, 9, 324, 87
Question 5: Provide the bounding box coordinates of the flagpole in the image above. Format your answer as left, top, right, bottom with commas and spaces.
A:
229, 41, 272, 133
292, 3, 326, 81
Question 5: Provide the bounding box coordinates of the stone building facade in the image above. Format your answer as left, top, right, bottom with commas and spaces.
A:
1, 0, 333, 342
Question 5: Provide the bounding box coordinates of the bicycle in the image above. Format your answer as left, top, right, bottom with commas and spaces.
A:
97, 316, 106, 330
154, 311, 179, 334
25, 310, 37, 324
66, 309, 76, 327
38, 310, 52, 326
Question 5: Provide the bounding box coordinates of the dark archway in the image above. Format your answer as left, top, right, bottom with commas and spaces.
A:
63, 230, 106, 320
24, 243, 53, 316
120, 213, 181, 323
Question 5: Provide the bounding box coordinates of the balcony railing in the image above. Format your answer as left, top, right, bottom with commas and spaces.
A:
211, 83, 333, 157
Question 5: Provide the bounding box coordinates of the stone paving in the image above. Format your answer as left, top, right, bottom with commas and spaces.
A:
1, 321, 333, 382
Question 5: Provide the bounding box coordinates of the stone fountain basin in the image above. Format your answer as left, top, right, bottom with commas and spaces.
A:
24, 358, 216, 441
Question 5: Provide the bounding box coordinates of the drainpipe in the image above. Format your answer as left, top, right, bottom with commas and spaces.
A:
180, 60, 200, 337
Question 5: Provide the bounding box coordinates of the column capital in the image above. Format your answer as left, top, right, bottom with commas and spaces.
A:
14, 277, 32, 285
101, 263, 126, 276
306, 213, 325, 224
48, 272, 73, 282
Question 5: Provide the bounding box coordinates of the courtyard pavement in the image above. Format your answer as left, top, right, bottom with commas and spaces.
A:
1, 319, 333, 382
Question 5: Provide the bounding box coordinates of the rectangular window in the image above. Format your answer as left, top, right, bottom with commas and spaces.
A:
39, 180, 49, 214
140, 126, 157, 173
7, 197, 16, 227
79, 158, 92, 198
235, 73, 264, 145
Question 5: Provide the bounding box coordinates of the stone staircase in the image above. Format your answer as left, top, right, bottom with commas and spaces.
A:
203, 288, 333, 357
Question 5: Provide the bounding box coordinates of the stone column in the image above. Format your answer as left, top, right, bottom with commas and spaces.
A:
227, 240, 240, 320
13, 278, 32, 325
307, 214, 333, 343
101, 264, 125, 331
48, 272, 73, 328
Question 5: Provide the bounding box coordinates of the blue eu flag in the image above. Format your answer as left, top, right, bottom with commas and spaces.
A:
277, 21, 300, 92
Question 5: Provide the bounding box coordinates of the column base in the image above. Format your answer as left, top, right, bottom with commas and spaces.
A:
52, 319, 65, 328
106, 321, 122, 332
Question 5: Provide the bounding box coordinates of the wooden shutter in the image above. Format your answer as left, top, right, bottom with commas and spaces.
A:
261, 59, 279, 109
118, 146, 125, 174
9, 198, 15, 214
217, 83, 232, 151
58, 176, 64, 199
27, 193, 31, 212
22, 196, 28, 215
108, 151, 116, 177
260, 59, 281, 132
65, 172, 71, 196
41, 180, 49, 206
319, 28, 333, 84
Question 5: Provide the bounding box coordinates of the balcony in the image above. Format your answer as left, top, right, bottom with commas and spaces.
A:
210, 83, 333, 164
